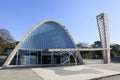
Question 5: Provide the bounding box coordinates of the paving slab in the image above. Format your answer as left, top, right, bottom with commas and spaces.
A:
87, 63, 120, 72
0, 68, 43, 80
97, 75, 120, 80
1, 64, 120, 80
32, 65, 120, 80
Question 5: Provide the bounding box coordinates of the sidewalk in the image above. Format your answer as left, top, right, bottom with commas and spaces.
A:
1, 64, 120, 80
32, 64, 120, 80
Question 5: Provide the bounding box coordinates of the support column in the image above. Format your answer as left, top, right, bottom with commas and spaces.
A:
41, 51, 42, 65
16, 50, 19, 65
37, 51, 39, 64
51, 51, 54, 64
29, 50, 31, 65
69, 52, 70, 64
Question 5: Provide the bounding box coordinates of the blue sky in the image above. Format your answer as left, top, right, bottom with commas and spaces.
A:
0, 0, 120, 45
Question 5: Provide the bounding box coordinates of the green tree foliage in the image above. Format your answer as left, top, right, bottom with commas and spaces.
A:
90, 41, 103, 59
110, 51, 117, 58
77, 41, 120, 60
110, 44, 120, 58
91, 41, 101, 48
0, 37, 16, 55
77, 42, 91, 59
77, 41, 103, 59
0, 37, 16, 66
77, 42, 89, 48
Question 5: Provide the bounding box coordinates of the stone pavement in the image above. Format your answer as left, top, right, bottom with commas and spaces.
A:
87, 63, 120, 72
0, 68, 43, 80
1, 64, 120, 80
97, 75, 120, 80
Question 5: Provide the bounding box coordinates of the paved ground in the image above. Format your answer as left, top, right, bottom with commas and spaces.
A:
87, 63, 120, 80
1, 64, 120, 80
87, 63, 120, 72
0, 68, 43, 80
98, 75, 120, 80
32, 65, 120, 80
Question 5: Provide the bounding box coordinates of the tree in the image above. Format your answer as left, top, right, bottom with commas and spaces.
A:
0, 37, 16, 66
110, 44, 120, 59
91, 41, 101, 48
77, 42, 89, 48
77, 42, 90, 59
0, 29, 17, 66
0, 36, 16, 56
111, 51, 117, 58
90, 41, 102, 59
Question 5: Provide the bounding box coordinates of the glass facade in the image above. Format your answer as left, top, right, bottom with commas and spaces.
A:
8, 21, 78, 66
20, 21, 75, 50
11, 49, 77, 66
